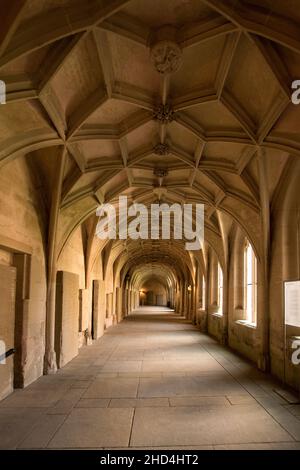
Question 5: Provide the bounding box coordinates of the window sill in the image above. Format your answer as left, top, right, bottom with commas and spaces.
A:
212, 312, 223, 318
235, 320, 257, 329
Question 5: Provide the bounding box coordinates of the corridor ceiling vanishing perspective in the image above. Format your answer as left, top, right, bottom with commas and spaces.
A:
0, 0, 300, 427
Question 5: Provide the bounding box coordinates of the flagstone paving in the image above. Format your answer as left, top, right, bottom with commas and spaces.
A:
0, 307, 299, 450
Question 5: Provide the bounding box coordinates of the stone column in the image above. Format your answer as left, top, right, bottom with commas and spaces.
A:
55, 271, 79, 369
133, 290, 136, 310
187, 288, 192, 320
178, 286, 184, 315
221, 266, 229, 346
175, 289, 180, 313
182, 284, 187, 317
134, 290, 136, 309
124, 288, 128, 316
128, 290, 132, 313
44, 147, 67, 374
79, 288, 90, 346
92, 280, 106, 339
257, 148, 271, 371
116, 287, 123, 322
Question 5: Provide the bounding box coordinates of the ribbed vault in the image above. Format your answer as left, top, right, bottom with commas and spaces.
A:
0, 0, 299, 260
0, 0, 300, 376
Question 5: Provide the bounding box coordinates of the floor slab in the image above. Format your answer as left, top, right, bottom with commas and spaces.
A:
0, 307, 299, 450
84, 378, 139, 399
130, 405, 293, 447
47, 408, 134, 449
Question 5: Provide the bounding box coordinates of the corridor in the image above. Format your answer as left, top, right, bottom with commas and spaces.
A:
0, 307, 299, 450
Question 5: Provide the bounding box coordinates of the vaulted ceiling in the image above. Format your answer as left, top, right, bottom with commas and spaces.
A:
0, 0, 299, 274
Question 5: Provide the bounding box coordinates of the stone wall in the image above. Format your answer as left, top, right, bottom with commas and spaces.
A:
269, 160, 300, 390
0, 157, 46, 388
55, 271, 79, 368
0, 265, 16, 401
140, 279, 168, 306
57, 227, 86, 289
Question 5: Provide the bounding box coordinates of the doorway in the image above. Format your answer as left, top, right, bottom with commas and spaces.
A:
0, 263, 16, 401
146, 290, 154, 305
156, 294, 164, 306
0, 249, 31, 401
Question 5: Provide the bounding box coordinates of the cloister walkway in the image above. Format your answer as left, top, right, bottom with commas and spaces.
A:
0, 307, 300, 449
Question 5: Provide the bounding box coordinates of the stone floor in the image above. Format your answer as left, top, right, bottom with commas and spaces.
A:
1, 307, 300, 450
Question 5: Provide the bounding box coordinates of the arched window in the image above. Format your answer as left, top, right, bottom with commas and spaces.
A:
217, 263, 223, 314
244, 241, 257, 324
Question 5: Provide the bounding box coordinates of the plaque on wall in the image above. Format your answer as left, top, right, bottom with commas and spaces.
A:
284, 281, 300, 327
